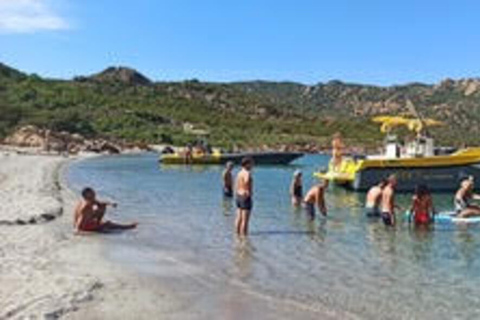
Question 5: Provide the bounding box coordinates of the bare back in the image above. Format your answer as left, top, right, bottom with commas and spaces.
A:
305, 186, 324, 205
74, 200, 94, 229
412, 195, 432, 214
223, 170, 233, 189
381, 186, 395, 213
236, 168, 252, 197
366, 186, 382, 208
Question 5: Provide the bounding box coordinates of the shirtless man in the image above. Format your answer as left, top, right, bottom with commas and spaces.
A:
455, 177, 480, 218
303, 180, 329, 220
74, 187, 137, 233
235, 157, 254, 236
380, 175, 398, 226
365, 179, 387, 217
222, 161, 234, 198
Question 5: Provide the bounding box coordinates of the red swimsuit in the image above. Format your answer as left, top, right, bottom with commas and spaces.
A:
412, 196, 431, 225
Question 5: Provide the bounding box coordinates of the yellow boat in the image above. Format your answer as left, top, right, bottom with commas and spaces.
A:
160, 150, 303, 165
315, 116, 480, 191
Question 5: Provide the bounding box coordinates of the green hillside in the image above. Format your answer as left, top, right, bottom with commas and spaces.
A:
1, 62, 479, 149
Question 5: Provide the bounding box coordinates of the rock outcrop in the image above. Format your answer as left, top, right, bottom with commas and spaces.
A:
85, 66, 152, 86
3, 126, 125, 154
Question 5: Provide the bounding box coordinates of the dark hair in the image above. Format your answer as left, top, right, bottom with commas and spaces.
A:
379, 179, 388, 188
241, 157, 253, 167
414, 184, 429, 197
81, 187, 95, 199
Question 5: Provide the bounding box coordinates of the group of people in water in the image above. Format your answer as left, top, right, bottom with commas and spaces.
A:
72, 156, 480, 235
220, 159, 480, 235
366, 174, 480, 226
222, 157, 328, 235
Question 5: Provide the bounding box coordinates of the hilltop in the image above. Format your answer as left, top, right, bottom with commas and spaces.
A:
1, 62, 480, 150
76, 66, 152, 86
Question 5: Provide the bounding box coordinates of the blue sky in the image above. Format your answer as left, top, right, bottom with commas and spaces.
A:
0, 0, 479, 85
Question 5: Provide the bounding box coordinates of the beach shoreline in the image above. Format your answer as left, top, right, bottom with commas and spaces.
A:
0, 150, 103, 318
0, 149, 350, 319
0, 150, 183, 319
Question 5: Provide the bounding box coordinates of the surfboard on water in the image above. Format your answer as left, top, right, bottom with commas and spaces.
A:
405, 211, 480, 223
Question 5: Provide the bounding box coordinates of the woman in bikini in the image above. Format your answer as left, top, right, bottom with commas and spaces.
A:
410, 184, 434, 225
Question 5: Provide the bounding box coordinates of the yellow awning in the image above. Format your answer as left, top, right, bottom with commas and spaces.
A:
371, 116, 444, 133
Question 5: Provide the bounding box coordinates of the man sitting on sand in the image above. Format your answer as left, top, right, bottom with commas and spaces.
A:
303, 180, 329, 220
455, 177, 480, 217
222, 161, 234, 198
74, 187, 137, 233
365, 179, 387, 217
235, 157, 254, 236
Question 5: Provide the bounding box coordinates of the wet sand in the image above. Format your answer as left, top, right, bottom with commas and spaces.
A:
0, 151, 340, 319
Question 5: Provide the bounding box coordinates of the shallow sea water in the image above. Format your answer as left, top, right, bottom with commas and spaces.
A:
66, 154, 480, 319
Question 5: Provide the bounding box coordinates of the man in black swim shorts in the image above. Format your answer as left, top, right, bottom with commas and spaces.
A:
380, 175, 398, 226
235, 157, 254, 235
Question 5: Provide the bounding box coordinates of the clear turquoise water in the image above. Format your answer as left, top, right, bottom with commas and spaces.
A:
66, 154, 480, 319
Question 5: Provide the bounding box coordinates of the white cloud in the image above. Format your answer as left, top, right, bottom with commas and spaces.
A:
0, 0, 68, 33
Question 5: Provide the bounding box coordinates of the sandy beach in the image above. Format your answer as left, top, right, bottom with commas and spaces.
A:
0, 151, 180, 319
0, 151, 100, 318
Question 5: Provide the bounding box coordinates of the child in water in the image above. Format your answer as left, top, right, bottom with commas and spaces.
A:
410, 184, 435, 225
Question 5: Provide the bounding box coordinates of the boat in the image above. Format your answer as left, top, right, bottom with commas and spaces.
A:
160, 149, 303, 165
315, 115, 480, 192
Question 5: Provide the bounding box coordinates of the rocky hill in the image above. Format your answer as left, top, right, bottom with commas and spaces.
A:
76, 66, 152, 86
0, 62, 479, 149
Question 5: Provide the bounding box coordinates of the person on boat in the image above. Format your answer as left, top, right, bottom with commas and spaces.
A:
235, 157, 254, 236
290, 170, 303, 206
184, 143, 193, 164
222, 161, 234, 198
455, 177, 480, 218
410, 184, 435, 225
303, 180, 329, 220
365, 179, 388, 217
331, 132, 344, 170
74, 187, 137, 233
380, 175, 398, 226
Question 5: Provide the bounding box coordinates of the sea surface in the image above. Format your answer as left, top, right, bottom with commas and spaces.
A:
66, 154, 480, 319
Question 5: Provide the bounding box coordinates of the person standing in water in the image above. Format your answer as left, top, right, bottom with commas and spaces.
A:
380, 175, 398, 226
222, 161, 234, 198
410, 184, 434, 225
331, 132, 344, 170
184, 143, 193, 164
235, 157, 254, 236
74, 187, 137, 233
365, 179, 388, 217
290, 170, 303, 206
303, 180, 329, 220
